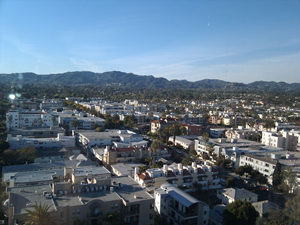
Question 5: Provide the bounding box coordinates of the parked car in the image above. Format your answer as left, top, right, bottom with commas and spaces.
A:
261, 187, 269, 191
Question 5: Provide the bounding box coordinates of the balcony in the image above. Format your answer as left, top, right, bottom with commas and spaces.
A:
170, 205, 198, 219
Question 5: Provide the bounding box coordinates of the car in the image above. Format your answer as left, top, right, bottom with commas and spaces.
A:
261, 187, 269, 191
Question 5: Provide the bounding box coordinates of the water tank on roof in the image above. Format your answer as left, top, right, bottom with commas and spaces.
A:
163, 165, 168, 171
178, 163, 183, 170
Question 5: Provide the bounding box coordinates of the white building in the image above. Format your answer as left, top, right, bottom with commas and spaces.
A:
261, 131, 285, 149
155, 183, 209, 225
6, 109, 54, 130
217, 188, 258, 206
135, 162, 221, 191
210, 128, 226, 138
77, 130, 144, 148
7, 133, 75, 150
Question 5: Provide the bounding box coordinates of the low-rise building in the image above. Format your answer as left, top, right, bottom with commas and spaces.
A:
155, 183, 209, 225
7, 133, 75, 150
168, 136, 195, 151
5, 176, 154, 225
135, 162, 221, 192
217, 188, 258, 206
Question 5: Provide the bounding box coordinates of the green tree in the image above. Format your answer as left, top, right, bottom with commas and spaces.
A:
51, 116, 56, 126
148, 112, 153, 122
158, 126, 170, 144
202, 132, 210, 145
123, 115, 137, 128
102, 210, 124, 225
264, 119, 275, 131
216, 155, 232, 169
226, 177, 235, 187
169, 123, 182, 151
255, 173, 268, 185
17, 146, 37, 164
182, 155, 193, 166
1, 149, 18, 165
180, 126, 187, 135
71, 119, 80, 130
7, 115, 12, 130
284, 192, 300, 223
223, 200, 259, 225
283, 167, 297, 193
150, 140, 163, 166
24, 202, 63, 225
272, 161, 282, 189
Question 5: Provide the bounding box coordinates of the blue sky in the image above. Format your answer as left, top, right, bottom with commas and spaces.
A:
0, 0, 300, 83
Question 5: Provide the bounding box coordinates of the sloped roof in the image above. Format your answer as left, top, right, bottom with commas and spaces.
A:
197, 168, 205, 174
161, 183, 200, 208
139, 172, 152, 180
166, 170, 175, 177
183, 169, 191, 176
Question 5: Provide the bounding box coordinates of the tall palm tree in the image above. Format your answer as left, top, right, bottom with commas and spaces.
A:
169, 123, 181, 151
24, 202, 63, 225
202, 132, 210, 155
150, 140, 163, 167
71, 119, 80, 130
283, 167, 297, 193
102, 210, 124, 225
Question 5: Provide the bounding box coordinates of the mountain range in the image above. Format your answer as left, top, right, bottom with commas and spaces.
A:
0, 71, 299, 92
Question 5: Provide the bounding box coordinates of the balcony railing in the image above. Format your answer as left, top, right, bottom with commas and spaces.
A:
170, 205, 198, 218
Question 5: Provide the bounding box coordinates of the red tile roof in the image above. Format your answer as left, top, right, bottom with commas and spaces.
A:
183, 169, 191, 176
197, 168, 205, 174
139, 172, 152, 180
115, 148, 134, 152
166, 170, 175, 177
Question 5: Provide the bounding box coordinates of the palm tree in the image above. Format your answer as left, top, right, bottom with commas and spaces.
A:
7, 115, 12, 130
283, 167, 297, 193
150, 140, 163, 167
202, 132, 210, 154
71, 119, 80, 130
51, 116, 56, 126
169, 123, 181, 151
102, 210, 124, 225
24, 202, 63, 225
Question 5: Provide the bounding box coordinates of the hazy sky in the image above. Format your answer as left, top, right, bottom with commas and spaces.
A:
0, 1, 300, 83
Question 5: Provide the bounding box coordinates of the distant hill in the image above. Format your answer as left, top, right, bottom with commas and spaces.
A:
0, 71, 299, 92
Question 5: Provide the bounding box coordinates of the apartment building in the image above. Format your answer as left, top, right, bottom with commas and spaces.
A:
209, 128, 226, 138
40, 99, 63, 110
151, 117, 177, 133
180, 123, 203, 135
5, 175, 154, 225
240, 151, 300, 189
225, 127, 258, 140
77, 130, 144, 148
7, 133, 75, 150
168, 136, 195, 151
262, 130, 300, 151
8, 126, 65, 138
102, 146, 147, 166
59, 114, 105, 130
217, 188, 258, 206
155, 183, 209, 225
261, 131, 285, 149
6, 108, 54, 130
2, 154, 94, 184
194, 137, 263, 157
239, 153, 277, 184
135, 162, 221, 192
